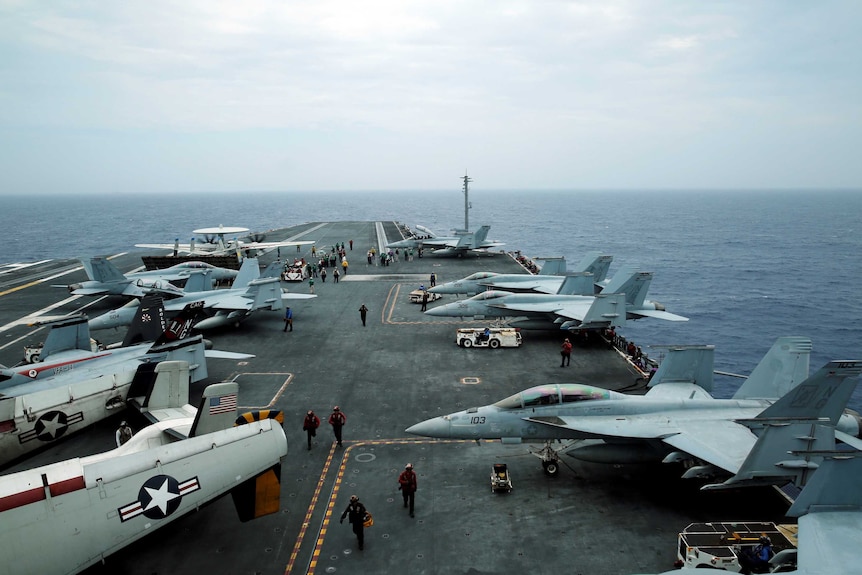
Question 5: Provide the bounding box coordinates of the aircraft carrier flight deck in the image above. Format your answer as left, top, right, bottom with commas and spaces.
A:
0, 220, 789, 575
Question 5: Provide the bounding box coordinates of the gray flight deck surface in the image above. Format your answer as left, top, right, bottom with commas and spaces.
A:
0, 221, 789, 575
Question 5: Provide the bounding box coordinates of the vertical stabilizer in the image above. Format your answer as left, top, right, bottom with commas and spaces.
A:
471, 225, 491, 248
152, 301, 205, 345
556, 273, 597, 296
756, 360, 862, 424
190, 381, 239, 437
233, 257, 261, 288
85, 257, 127, 283
732, 336, 812, 399
129, 360, 191, 412
574, 252, 613, 285
122, 294, 166, 346
147, 334, 209, 382
260, 260, 283, 279
40, 315, 92, 359
537, 257, 566, 275
647, 345, 715, 391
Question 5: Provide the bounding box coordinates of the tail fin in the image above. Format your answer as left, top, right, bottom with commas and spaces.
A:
247, 277, 284, 311
707, 361, 862, 490
121, 294, 167, 346
152, 301, 205, 345
181, 270, 212, 293
646, 345, 715, 392
574, 252, 614, 285
84, 257, 127, 283
602, 267, 652, 307
233, 257, 261, 288
127, 360, 190, 418
471, 225, 491, 247
555, 273, 596, 295
190, 381, 239, 437
231, 464, 283, 522
732, 336, 812, 399
40, 315, 92, 359
537, 257, 566, 275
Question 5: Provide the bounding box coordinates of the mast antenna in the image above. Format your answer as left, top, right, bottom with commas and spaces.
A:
461, 172, 472, 231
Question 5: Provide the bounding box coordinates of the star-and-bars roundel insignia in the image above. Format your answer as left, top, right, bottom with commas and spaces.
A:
118, 474, 201, 522
19, 410, 84, 444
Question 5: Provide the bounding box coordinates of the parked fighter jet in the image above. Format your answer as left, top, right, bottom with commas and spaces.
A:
136, 224, 315, 259
53, 256, 238, 297
406, 337, 862, 478
429, 252, 614, 296
387, 224, 504, 256
0, 301, 253, 466
0, 362, 287, 575
89, 257, 316, 331
424, 266, 687, 330
0, 295, 245, 389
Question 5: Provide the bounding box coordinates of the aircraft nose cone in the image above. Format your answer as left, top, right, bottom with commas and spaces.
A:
423, 306, 451, 317
405, 417, 450, 438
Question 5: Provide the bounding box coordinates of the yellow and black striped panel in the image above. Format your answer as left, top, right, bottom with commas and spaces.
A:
234, 410, 284, 426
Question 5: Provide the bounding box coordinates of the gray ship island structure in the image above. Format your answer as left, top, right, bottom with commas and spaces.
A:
0, 216, 860, 575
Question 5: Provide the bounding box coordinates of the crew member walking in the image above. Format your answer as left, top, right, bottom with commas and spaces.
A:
340, 495, 368, 550
398, 463, 418, 517
560, 338, 572, 367
116, 421, 133, 447
328, 406, 346, 446
359, 304, 369, 326
302, 410, 320, 450
283, 307, 293, 332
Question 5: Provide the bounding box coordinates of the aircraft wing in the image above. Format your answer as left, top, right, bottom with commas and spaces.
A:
798, 512, 862, 574
629, 309, 690, 322
478, 241, 506, 249
281, 293, 318, 300
422, 238, 459, 249
537, 413, 754, 474
243, 240, 316, 251
205, 350, 255, 360
69, 287, 111, 296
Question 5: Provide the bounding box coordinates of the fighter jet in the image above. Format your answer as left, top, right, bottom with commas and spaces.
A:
0, 362, 287, 575
386, 224, 504, 256
53, 256, 238, 297
136, 224, 315, 259
424, 267, 687, 330
429, 252, 614, 296
0, 295, 245, 389
88, 257, 317, 331
406, 337, 862, 478
0, 301, 254, 466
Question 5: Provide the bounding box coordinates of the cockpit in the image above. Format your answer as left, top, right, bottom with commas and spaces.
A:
463, 272, 500, 281
493, 384, 612, 410
470, 290, 511, 301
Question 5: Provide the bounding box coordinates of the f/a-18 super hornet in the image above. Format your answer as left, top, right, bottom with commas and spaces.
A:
429, 252, 614, 296
424, 266, 687, 330
89, 257, 316, 331
0, 362, 287, 575
54, 257, 238, 297
406, 337, 862, 478
387, 224, 505, 256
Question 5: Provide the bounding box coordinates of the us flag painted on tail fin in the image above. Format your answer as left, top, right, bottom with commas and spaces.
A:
209, 393, 237, 415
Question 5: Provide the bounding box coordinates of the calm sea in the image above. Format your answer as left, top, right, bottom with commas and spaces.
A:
3, 190, 861, 408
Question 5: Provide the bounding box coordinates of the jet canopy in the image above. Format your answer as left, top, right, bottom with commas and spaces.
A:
462, 272, 500, 281
493, 383, 613, 410
470, 290, 512, 301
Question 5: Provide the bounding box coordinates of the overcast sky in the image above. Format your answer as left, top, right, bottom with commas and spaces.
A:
1, 1, 860, 194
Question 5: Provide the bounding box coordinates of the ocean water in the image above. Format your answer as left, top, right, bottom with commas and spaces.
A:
2, 189, 861, 408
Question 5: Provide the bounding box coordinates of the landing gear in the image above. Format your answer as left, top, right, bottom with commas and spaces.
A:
542, 459, 560, 476
533, 441, 565, 477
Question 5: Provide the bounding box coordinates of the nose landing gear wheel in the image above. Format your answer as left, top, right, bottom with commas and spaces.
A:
542, 460, 560, 476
